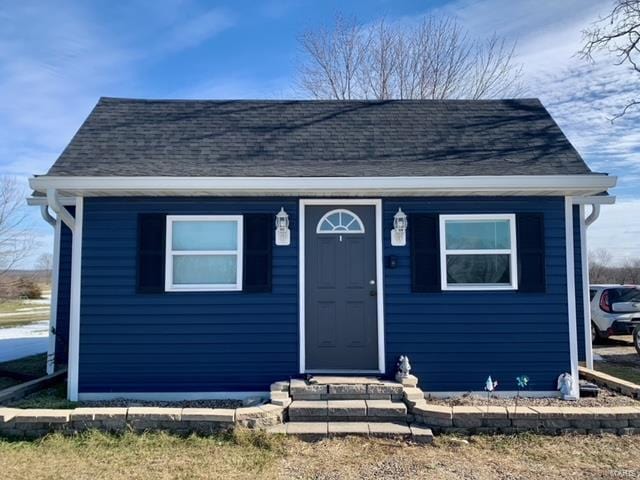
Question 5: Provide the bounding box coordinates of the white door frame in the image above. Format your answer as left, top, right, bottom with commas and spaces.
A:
299, 199, 385, 374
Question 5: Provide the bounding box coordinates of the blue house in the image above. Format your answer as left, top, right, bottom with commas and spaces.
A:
29, 98, 616, 402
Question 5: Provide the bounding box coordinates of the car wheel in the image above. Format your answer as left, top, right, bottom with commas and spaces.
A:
634, 326, 640, 356
591, 323, 603, 345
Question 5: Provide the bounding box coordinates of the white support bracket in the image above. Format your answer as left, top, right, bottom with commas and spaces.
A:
47, 188, 75, 230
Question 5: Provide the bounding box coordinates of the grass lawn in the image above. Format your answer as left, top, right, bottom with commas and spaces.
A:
595, 361, 640, 385
0, 431, 638, 479
0, 353, 47, 390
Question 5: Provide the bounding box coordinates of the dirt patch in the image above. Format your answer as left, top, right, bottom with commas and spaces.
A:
426, 386, 640, 408
78, 398, 245, 409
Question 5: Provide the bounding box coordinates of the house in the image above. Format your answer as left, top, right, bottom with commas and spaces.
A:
28, 98, 616, 402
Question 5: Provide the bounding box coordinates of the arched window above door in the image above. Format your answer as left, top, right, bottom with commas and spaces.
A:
316, 209, 365, 234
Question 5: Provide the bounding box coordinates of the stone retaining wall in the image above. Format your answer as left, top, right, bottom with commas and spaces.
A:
411, 404, 640, 435
0, 404, 285, 439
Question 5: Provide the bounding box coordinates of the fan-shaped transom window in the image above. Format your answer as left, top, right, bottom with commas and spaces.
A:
316, 209, 365, 234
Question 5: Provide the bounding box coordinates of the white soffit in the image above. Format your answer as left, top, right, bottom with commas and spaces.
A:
28, 174, 617, 198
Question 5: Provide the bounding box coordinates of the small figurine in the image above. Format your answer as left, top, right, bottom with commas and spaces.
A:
484, 376, 498, 392
397, 355, 411, 379
557, 373, 575, 400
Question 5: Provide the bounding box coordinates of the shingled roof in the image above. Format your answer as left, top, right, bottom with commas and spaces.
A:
44, 97, 594, 177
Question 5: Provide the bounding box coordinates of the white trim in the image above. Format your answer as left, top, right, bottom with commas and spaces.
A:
572, 195, 616, 205
299, 199, 385, 374
27, 196, 76, 207
564, 197, 580, 399
580, 205, 594, 369
78, 391, 268, 401
424, 390, 561, 399
165, 215, 243, 292
67, 197, 83, 401
29, 175, 617, 197
316, 208, 365, 234
46, 218, 61, 375
439, 214, 518, 291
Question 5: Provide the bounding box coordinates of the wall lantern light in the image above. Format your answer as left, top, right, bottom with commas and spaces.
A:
275, 207, 291, 246
391, 207, 407, 246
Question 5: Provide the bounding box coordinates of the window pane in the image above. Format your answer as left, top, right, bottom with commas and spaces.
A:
445, 220, 510, 250
173, 255, 237, 285
446, 254, 511, 285
317, 209, 365, 233
172, 221, 237, 251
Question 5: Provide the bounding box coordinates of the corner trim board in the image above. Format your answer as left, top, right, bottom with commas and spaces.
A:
564, 197, 580, 399
67, 197, 83, 401
46, 218, 62, 375
580, 205, 594, 368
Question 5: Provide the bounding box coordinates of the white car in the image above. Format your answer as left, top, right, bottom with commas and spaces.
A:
590, 285, 640, 343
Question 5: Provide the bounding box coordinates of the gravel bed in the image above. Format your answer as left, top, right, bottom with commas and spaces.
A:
76, 399, 246, 409
426, 387, 640, 407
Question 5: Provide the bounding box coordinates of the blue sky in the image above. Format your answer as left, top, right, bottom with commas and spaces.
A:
1, 0, 639, 266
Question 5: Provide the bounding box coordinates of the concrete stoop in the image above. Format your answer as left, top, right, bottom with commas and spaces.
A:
267, 421, 433, 443
267, 376, 434, 442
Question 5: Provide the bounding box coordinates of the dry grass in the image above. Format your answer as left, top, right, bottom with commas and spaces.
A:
596, 362, 640, 385
0, 430, 639, 479
0, 353, 47, 390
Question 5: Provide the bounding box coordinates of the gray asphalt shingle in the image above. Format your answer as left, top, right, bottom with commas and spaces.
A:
44, 97, 594, 177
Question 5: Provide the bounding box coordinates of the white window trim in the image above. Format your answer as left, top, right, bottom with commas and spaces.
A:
439, 213, 518, 291
165, 215, 243, 292
316, 208, 365, 234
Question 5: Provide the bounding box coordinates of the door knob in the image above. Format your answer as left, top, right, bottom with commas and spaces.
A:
369, 280, 376, 285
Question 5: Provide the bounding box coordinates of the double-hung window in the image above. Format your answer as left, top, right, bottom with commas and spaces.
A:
165, 215, 243, 292
439, 214, 517, 291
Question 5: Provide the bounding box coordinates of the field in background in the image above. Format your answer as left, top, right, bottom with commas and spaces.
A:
0, 288, 50, 329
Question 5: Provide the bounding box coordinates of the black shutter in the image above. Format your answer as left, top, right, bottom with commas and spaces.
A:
516, 213, 546, 293
410, 213, 441, 292
243, 214, 273, 292
137, 213, 166, 293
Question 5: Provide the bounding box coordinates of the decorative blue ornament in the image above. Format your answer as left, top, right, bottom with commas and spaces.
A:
516, 375, 529, 389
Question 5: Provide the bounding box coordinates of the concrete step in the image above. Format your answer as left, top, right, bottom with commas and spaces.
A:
289, 378, 404, 401
288, 399, 407, 422
267, 421, 433, 443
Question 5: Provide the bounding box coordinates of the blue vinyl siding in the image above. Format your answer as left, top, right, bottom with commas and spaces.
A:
573, 205, 586, 362
383, 197, 571, 392
78, 198, 298, 393
54, 212, 73, 368
76, 195, 575, 394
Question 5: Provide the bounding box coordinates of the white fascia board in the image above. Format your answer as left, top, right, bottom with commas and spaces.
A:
27, 196, 76, 206
572, 195, 616, 205
29, 175, 617, 197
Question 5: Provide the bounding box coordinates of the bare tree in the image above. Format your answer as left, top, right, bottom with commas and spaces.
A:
580, 0, 640, 118
0, 177, 35, 274
36, 253, 53, 274
589, 248, 640, 284
298, 15, 524, 100
589, 248, 614, 284
298, 14, 371, 100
